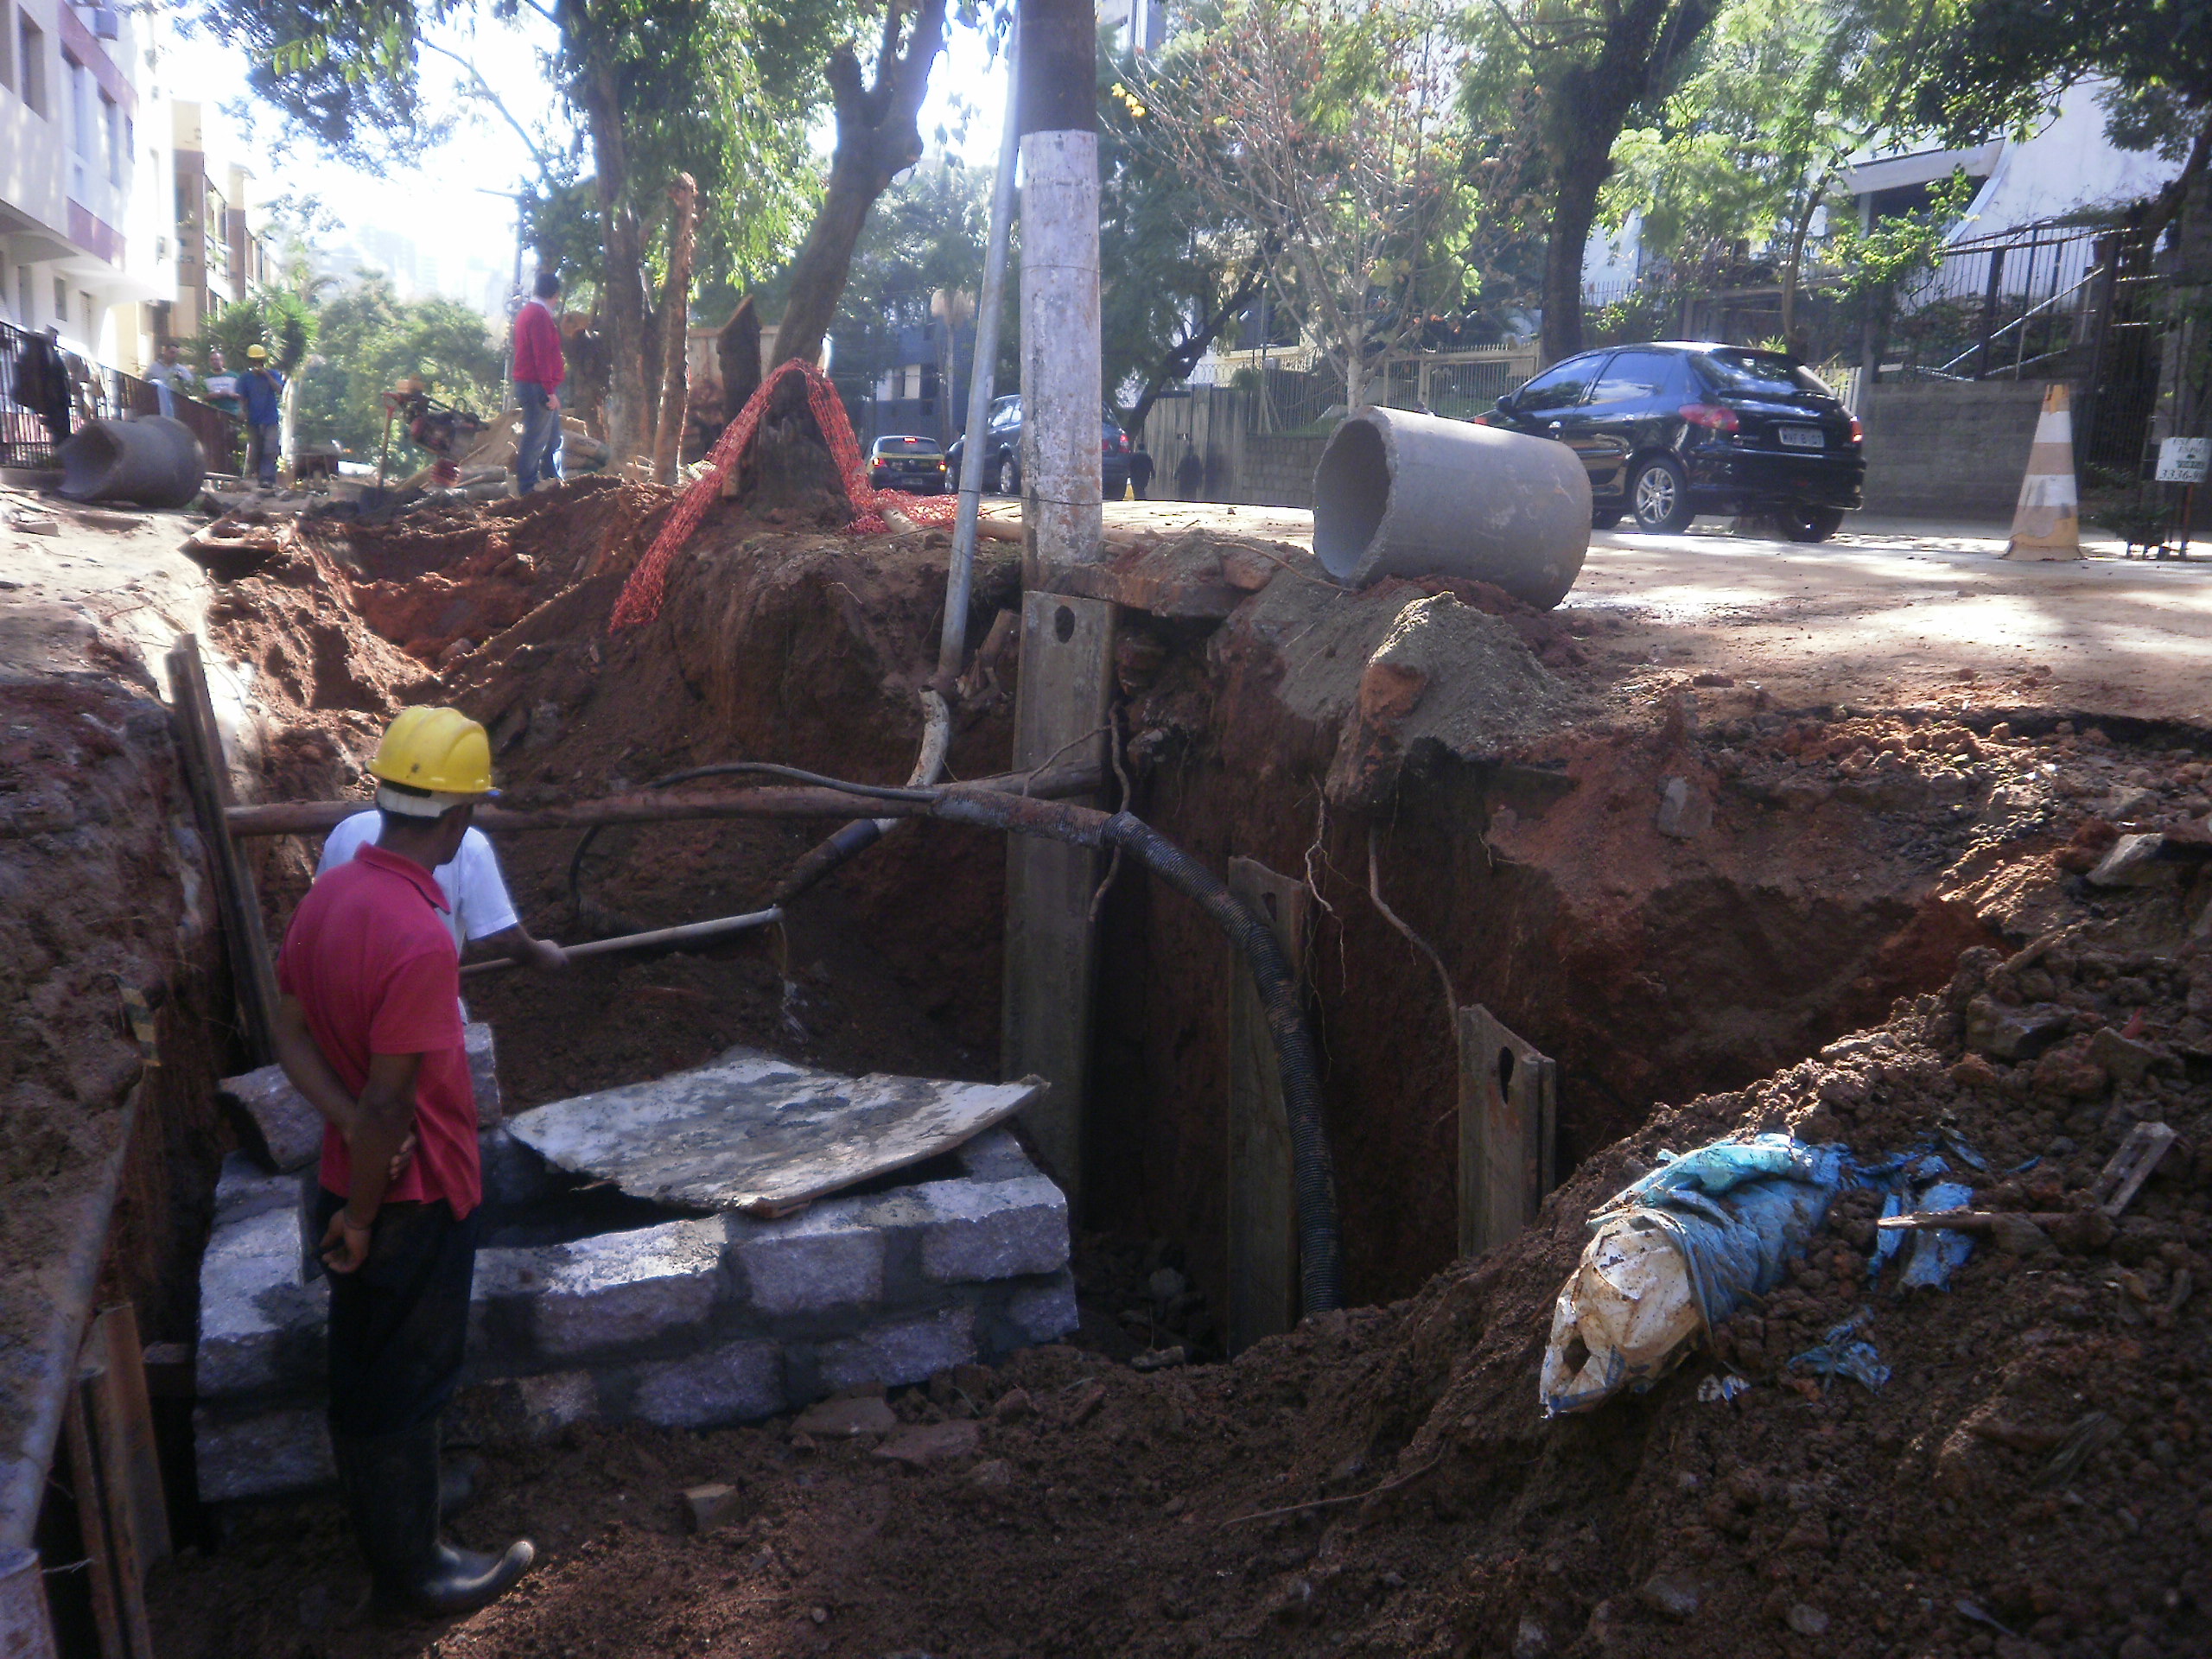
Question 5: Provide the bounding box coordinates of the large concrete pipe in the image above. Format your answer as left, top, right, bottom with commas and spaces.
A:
1311, 407, 1591, 609
58, 416, 206, 510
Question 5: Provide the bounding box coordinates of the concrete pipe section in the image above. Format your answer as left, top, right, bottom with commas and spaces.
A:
1312, 407, 1592, 610
58, 416, 207, 510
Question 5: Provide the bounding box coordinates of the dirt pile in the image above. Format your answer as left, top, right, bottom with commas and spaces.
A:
146, 882, 2212, 1659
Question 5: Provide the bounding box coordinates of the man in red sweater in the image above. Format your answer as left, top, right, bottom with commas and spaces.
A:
511, 269, 566, 494
274, 707, 534, 1616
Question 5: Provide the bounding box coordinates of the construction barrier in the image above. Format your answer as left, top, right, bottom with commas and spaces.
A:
2003, 383, 2081, 561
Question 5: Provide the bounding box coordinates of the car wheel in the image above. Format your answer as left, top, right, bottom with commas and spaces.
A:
1779, 505, 1846, 543
995, 454, 1020, 496
1629, 456, 1694, 533
1592, 509, 1623, 531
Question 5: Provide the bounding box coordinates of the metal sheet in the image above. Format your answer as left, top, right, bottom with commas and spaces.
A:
505, 1050, 1047, 1216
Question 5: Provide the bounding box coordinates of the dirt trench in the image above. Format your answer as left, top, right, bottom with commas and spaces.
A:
135, 479, 2212, 1658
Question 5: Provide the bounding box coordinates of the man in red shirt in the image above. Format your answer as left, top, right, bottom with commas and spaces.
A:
511, 269, 566, 495
274, 706, 534, 1616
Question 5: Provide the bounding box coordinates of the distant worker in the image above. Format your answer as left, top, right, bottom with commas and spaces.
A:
13, 326, 72, 447
319, 799, 566, 975
511, 270, 566, 496
241, 343, 286, 489
202, 347, 243, 419
1175, 442, 1203, 503
270, 708, 537, 1617
145, 340, 196, 419
1128, 442, 1154, 500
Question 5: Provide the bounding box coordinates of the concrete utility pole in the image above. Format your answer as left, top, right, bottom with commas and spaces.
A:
1004, 0, 1113, 1208
1016, 0, 1103, 583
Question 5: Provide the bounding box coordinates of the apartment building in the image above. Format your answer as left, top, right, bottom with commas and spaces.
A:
170, 99, 273, 339
0, 0, 179, 370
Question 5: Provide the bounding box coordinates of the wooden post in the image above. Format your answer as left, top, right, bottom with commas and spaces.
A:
165, 634, 278, 1064
0, 1545, 60, 1659
1457, 1005, 1557, 1257
1001, 591, 1117, 1201
60, 1372, 125, 1659
1225, 858, 1307, 1355
86, 1307, 168, 1570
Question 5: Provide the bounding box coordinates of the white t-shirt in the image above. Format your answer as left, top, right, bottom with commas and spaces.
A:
318, 812, 520, 951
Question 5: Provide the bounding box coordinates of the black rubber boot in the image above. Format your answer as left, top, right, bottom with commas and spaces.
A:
334, 1423, 532, 1617
439, 1452, 479, 1521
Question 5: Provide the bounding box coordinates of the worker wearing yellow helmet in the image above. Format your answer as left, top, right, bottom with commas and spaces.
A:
240, 341, 286, 490
270, 707, 537, 1615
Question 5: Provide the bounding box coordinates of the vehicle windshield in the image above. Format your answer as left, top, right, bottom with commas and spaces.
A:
874, 437, 941, 454
1699, 349, 1833, 397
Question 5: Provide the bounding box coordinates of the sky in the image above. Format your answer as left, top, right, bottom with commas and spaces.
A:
159, 10, 1012, 313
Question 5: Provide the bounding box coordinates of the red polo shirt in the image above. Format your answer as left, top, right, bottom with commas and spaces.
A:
277, 842, 482, 1217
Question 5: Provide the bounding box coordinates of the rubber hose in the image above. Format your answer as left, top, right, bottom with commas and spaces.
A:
1100, 811, 1343, 1316
932, 791, 1343, 1314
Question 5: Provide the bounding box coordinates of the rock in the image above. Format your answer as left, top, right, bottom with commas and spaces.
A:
466, 1021, 502, 1123
2088, 1026, 2169, 1088
1786, 1604, 1830, 1637
630, 1340, 785, 1428
10, 513, 59, 535
219, 1065, 324, 1172
2088, 833, 2177, 887
967, 1457, 1015, 1490
1656, 776, 1713, 839
682, 1482, 740, 1532
1638, 1573, 1700, 1618
733, 1211, 886, 1315
1006, 1271, 1081, 1344
1989, 1213, 2057, 1258
1510, 1616, 1550, 1659
792, 1396, 899, 1438
991, 1388, 1034, 1424
874, 1420, 981, 1466
1130, 1345, 1186, 1372
514, 1370, 598, 1437
518, 1218, 728, 1359
819, 1306, 977, 1392
194, 1404, 334, 1503
436, 636, 476, 667
916, 1173, 1070, 1282
1965, 996, 2073, 1061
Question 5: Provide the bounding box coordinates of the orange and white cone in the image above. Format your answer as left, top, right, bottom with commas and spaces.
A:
2004, 384, 2081, 560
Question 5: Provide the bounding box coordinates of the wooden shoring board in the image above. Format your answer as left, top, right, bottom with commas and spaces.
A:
165, 635, 278, 1065
85, 1307, 168, 1571
1001, 591, 1117, 1203
1225, 858, 1309, 1356
506, 1049, 1047, 1216
1457, 1005, 1558, 1258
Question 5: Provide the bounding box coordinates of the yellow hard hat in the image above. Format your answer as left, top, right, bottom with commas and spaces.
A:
368, 707, 495, 815
245, 343, 269, 360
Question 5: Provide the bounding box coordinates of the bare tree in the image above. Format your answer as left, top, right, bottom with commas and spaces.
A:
1139, 0, 1462, 410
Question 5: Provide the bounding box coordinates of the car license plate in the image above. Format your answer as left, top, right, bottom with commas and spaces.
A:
1779, 426, 1825, 449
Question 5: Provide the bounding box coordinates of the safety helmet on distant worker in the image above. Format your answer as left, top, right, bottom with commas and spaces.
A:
245, 343, 269, 361
368, 707, 497, 817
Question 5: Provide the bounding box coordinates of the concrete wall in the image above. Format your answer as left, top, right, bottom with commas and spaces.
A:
1859, 378, 2056, 520
1138, 386, 1329, 508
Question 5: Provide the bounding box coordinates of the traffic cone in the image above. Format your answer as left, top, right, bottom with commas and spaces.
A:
2004, 383, 2081, 560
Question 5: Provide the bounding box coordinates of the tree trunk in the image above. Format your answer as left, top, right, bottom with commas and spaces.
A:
720, 296, 762, 421
652, 174, 698, 484
772, 0, 950, 371
1123, 259, 1264, 436
1541, 150, 1611, 365
576, 39, 652, 465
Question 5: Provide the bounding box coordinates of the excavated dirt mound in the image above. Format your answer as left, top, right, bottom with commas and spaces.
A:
146, 885, 2212, 1659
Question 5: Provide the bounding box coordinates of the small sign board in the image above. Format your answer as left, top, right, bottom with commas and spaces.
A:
2157, 436, 2210, 484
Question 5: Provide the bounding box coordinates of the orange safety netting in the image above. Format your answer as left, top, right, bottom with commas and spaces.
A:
611, 357, 962, 630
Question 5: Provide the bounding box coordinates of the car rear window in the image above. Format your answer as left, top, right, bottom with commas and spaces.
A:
876, 437, 941, 454
1698, 350, 1833, 397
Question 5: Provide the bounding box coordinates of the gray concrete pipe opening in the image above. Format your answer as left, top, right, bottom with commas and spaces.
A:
1311, 407, 1592, 610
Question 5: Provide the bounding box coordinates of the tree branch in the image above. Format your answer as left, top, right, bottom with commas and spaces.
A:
418, 37, 558, 183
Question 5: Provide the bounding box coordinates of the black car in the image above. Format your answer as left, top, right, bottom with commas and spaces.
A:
868, 434, 948, 494
1484, 342, 1864, 541
946, 396, 1133, 497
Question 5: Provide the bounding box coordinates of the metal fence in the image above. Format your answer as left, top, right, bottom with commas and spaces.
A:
2, 319, 242, 474
1888, 219, 2111, 382
1219, 346, 1542, 435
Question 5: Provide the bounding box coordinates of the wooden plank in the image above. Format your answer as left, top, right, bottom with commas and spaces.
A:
165, 635, 278, 1064
86, 1307, 168, 1571
60, 1374, 124, 1659
1001, 591, 1118, 1201
1225, 858, 1308, 1356
1457, 1006, 1556, 1257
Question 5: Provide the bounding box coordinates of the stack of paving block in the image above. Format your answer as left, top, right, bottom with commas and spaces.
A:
197, 1033, 1077, 1503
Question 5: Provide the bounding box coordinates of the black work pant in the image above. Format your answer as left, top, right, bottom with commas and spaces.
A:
315, 1190, 480, 1440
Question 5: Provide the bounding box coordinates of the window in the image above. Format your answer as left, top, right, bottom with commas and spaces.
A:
54, 276, 67, 321
104, 92, 122, 187
0, 3, 13, 92
1589, 351, 1683, 406
18, 13, 46, 116
1697, 349, 1832, 397
1513, 356, 1604, 413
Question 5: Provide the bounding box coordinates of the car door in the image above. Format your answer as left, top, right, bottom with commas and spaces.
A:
1499, 354, 1606, 480
1574, 349, 1688, 500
